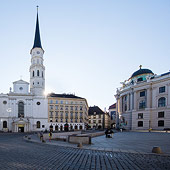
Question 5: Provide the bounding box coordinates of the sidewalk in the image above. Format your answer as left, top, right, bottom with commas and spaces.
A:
25, 131, 170, 155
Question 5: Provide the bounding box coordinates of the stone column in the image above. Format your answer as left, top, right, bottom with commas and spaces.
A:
133, 91, 137, 110
127, 94, 129, 111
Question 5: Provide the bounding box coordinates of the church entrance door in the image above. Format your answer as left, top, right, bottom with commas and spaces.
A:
18, 124, 24, 132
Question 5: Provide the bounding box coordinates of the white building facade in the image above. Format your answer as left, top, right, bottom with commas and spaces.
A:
0, 10, 48, 132
115, 67, 170, 130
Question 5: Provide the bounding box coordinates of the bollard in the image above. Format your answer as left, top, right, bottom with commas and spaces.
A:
152, 146, 162, 154
77, 142, 83, 148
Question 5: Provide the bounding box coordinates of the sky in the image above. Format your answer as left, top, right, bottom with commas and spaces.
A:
0, 0, 170, 111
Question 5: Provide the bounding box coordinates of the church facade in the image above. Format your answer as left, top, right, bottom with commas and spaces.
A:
0, 11, 48, 132
115, 67, 170, 130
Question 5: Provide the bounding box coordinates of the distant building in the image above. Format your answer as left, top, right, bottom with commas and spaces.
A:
47, 93, 88, 131
115, 66, 170, 130
108, 103, 116, 127
88, 106, 110, 129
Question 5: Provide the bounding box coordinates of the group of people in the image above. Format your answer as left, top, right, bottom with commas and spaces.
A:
105, 128, 114, 138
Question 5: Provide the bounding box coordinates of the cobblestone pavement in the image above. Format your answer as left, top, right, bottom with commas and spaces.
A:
0, 133, 170, 170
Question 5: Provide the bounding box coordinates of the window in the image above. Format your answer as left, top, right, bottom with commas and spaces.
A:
55, 106, 58, 110
50, 100, 53, 104
50, 105, 53, 110
65, 101, 68, 104
60, 106, 63, 110
37, 102, 41, 105
158, 120, 164, 127
65, 106, 68, 110
60, 100, 63, 104
158, 97, 166, 107
124, 104, 127, 111
158, 112, 164, 118
140, 91, 145, 97
98, 120, 101, 123
37, 59, 39, 64
70, 106, 73, 110
33, 71, 34, 77
93, 120, 96, 123
49, 111, 53, 118
138, 113, 143, 119
137, 77, 143, 82
3, 101, 7, 104
3, 121, 7, 128
56, 100, 58, 104
138, 121, 143, 127
37, 70, 39, 76
42, 71, 43, 78
139, 100, 146, 109
42, 125, 45, 128
159, 86, 165, 93
37, 121, 40, 128
80, 106, 83, 111
55, 111, 58, 117
18, 101, 24, 118
60, 112, 63, 118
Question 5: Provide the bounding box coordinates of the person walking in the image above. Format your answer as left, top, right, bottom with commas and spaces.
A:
49, 131, 52, 142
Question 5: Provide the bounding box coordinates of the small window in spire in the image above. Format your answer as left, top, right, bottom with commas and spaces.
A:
37, 70, 39, 76
33, 71, 34, 77
42, 71, 43, 78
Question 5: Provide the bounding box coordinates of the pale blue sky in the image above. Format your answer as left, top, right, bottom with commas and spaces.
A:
0, 1, 170, 110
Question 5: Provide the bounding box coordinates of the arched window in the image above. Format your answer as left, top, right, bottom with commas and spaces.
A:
37, 121, 40, 128
18, 101, 24, 118
42, 71, 43, 78
3, 121, 7, 128
158, 97, 166, 107
138, 121, 143, 127
37, 70, 39, 76
33, 71, 34, 77
158, 120, 164, 127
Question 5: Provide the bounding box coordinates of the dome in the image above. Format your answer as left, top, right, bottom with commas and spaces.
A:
131, 68, 154, 79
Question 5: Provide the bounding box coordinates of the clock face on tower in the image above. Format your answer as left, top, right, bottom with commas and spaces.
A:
37, 51, 40, 54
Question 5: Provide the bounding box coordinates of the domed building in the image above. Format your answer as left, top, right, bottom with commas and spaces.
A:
115, 66, 170, 130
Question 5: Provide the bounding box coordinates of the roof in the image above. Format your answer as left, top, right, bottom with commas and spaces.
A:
48, 93, 84, 99
32, 12, 42, 49
109, 103, 116, 109
161, 71, 170, 77
13, 80, 29, 84
88, 106, 105, 115
131, 68, 154, 78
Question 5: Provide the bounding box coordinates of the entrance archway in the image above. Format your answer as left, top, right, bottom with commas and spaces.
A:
64, 123, 69, 131
18, 124, 24, 132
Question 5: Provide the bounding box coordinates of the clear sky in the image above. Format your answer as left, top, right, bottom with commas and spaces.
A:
0, 0, 170, 110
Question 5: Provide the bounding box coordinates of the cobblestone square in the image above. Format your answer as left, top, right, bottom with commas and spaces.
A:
0, 132, 170, 169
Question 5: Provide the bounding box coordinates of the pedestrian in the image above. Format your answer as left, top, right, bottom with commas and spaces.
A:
49, 131, 52, 142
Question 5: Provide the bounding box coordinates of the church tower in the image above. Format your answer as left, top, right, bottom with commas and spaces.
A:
30, 7, 45, 96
